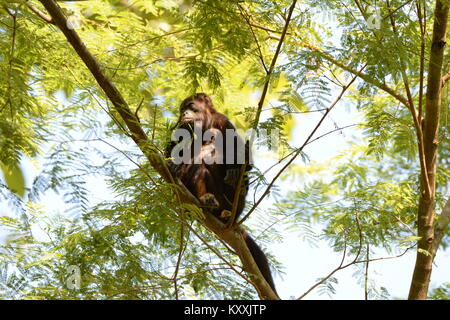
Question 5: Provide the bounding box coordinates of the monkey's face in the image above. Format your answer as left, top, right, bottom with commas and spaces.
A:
179, 101, 205, 124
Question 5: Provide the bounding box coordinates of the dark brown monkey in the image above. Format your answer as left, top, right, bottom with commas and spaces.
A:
165, 93, 277, 295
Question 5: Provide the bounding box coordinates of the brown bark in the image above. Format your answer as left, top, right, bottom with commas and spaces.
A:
37, 0, 278, 300
408, 0, 449, 300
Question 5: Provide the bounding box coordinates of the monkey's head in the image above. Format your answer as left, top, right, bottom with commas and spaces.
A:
178, 93, 216, 128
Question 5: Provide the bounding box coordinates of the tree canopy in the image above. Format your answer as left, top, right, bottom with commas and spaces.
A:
0, 0, 448, 300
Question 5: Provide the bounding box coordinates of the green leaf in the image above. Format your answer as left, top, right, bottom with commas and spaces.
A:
1, 162, 25, 198
182, 203, 205, 220
418, 248, 432, 257
400, 236, 421, 244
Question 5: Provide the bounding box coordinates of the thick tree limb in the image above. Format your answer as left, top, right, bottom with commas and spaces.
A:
37, 0, 278, 300
408, 0, 448, 300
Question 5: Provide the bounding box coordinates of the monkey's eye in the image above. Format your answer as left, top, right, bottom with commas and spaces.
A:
187, 102, 198, 112
182, 108, 197, 114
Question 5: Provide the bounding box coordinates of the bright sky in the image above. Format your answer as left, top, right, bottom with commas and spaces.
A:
259, 99, 450, 300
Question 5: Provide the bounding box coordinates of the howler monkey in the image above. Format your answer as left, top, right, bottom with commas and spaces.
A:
165, 93, 277, 295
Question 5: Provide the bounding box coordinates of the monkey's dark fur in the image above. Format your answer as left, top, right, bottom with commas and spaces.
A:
165, 93, 277, 295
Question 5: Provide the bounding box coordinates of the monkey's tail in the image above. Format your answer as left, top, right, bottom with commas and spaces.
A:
244, 234, 278, 298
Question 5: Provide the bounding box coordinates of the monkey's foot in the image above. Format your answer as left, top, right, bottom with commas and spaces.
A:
199, 193, 219, 209
220, 210, 232, 219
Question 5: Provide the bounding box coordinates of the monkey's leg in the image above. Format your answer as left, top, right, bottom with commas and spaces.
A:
194, 166, 219, 210
199, 193, 219, 210
220, 209, 232, 219
219, 180, 247, 223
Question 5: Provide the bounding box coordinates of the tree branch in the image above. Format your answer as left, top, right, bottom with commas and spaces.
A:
239, 69, 362, 226
298, 212, 363, 300
238, 4, 268, 73
26, 2, 55, 24
298, 241, 414, 300
38, 0, 172, 181
295, 35, 411, 109
295, 32, 433, 198
416, 0, 426, 118
228, 0, 298, 227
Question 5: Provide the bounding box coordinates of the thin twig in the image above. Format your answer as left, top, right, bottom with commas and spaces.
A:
298, 230, 414, 298
248, 123, 358, 187
238, 4, 268, 73
173, 221, 186, 300
134, 97, 145, 123
297, 226, 350, 300
151, 103, 158, 144
239, 69, 363, 226
364, 243, 369, 300
384, 3, 430, 199
382, 0, 416, 21
227, 0, 298, 228
295, 34, 410, 108
416, 0, 426, 117
104, 28, 194, 54
26, 2, 55, 24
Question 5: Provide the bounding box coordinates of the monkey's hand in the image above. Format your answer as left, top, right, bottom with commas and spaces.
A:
199, 193, 220, 210
224, 168, 240, 186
